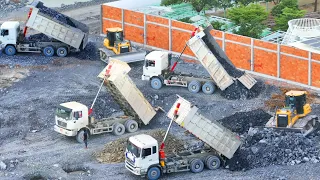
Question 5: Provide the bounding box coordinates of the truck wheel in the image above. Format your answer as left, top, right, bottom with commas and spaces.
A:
190, 158, 204, 173
125, 120, 138, 133
76, 129, 89, 143
147, 167, 161, 180
43, 46, 55, 57
113, 123, 125, 136
57, 47, 68, 57
188, 80, 201, 93
202, 82, 216, 95
5, 45, 16, 56
150, 77, 162, 90
205, 155, 220, 170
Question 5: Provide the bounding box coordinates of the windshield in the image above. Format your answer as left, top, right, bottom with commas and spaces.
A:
127, 140, 141, 157
55, 108, 72, 120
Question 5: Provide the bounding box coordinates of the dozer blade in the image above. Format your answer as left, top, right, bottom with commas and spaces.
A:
261, 115, 320, 137
99, 48, 115, 63
99, 48, 147, 64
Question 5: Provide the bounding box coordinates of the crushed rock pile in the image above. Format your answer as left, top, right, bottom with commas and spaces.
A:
217, 109, 272, 134
221, 80, 265, 100
0, 0, 26, 17
94, 129, 185, 163
38, 6, 76, 28
74, 42, 99, 60
227, 128, 320, 171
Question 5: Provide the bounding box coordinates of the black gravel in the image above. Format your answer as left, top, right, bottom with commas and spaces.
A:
219, 109, 320, 171
221, 80, 265, 100
26, 33, 53, 42
73, 41, 99, 61
217, 109, 272, 134
202, 25, 244, 78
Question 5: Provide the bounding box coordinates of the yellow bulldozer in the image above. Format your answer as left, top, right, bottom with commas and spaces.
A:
266, 90, 319, 136
99, 27, 147, 64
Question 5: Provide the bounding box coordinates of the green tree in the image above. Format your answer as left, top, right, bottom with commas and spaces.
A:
228, 4, 268, 38
211, 21, 226, 30
275, 7, 306, 31
161, 0, 216, 13
216, 0, 234, 17
271, 0, 299, 17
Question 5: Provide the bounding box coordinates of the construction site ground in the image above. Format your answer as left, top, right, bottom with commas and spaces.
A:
1, 2, 320, 180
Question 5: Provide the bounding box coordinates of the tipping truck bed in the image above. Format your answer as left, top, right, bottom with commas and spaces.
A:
186, 25, 257, 90
98, 58, 156, 125
26, 0, 89, 50
167, 95, 242, 159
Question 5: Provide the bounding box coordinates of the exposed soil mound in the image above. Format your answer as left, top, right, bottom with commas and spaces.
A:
94, 129, 185, 163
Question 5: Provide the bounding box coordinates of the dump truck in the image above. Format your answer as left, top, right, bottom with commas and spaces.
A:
99, 27, 148, 64
125, 95, 242, 179
0, 0, 89, 57
142, 25, 257, 94
54, 58, 157, 143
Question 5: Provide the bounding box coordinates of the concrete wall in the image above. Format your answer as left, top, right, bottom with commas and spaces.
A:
100, 5, 320, 89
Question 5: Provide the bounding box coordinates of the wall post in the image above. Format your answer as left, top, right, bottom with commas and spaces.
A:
222, 31, 225, 51
277, 44, 281, 78
144, 14, 147, 46
308, 52, 312, 86
121, 9, 125, 30
169, 19, 172, 51
250, 38, 254, 71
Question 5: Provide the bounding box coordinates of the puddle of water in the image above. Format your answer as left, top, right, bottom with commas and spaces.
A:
28, 0, 91, 7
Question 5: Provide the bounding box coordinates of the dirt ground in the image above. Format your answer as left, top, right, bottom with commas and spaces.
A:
0, 1, 320, 180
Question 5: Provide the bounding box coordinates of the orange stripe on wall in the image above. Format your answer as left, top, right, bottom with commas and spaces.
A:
254, 39, 277, 51
124, 10, 144, 26
124, 24, 144, 44
280, 55, 308, 85
226, 33, 251, 45
146, 15, 169, 25
102, 5, 122, 21
171, 20, 195, 31
254, 48, 277, 77
210, 29, 222, 38
171, 29, 194, 56
312, 62, 320, 88
312, 53, 320, 62
225, 42, 251, 70
281, 45, 308, 58
146, 24, 169, 50
102, 20, 122, 33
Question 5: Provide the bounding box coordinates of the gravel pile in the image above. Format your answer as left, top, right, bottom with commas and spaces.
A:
94, 129, 185, 163
227, 128, 320, 171
217, 109, 272, 134
56, 0, 118, 11
0, 0, 27, 18
221, 80, 265, 100
218, 109, 320, 171
74, 42, 99, 61
26, 33, 52, 42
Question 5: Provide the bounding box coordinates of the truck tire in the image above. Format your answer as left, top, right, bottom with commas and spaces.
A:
188, 80, 201, 93
57, 47, 68, 57
125, 120, 139, 133
150, 77, 162, 90
5, 45, 16, 56
190, 158, 204, 173
76, 129, 89, 143
202, 82, 216, 95
43, 46, 55, 57
112, 123, 125, 136
147, 167, 161, 180
205, 155, 220, 170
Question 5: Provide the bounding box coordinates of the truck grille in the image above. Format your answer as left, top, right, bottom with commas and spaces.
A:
57, 120, 67, 128
126, 158, 135, 167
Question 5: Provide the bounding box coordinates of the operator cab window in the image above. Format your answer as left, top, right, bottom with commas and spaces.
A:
142, 148, 151, 157
1, 29, 9, 36
146, 60, 155, 67
74, 111, 82, 120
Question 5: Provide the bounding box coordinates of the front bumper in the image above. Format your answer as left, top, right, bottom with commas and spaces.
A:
54, 125, 77, 136
125, 160, 143, 176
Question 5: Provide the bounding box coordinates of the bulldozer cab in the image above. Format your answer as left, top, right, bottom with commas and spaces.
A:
285, 90, 307, 114
106, 28, 124, 47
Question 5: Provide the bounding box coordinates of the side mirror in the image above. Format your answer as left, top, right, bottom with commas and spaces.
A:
145, 61, 149, 68
74, 112, 79, 120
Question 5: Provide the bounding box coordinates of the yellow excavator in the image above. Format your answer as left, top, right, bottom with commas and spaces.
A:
99, 27, 147, 64
266, 90, 319, 136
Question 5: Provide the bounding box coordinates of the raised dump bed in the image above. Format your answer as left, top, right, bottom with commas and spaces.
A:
98, 58, 156, 125
186, 25, 257, 90
27, 0, 89, 50
167, 95, 242, 159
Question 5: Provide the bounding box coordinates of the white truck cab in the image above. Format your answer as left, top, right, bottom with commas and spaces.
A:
54, 101, 89, 137
125, 134, 159, 176
142, 51, 170, 81
0, 21, 20, 49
